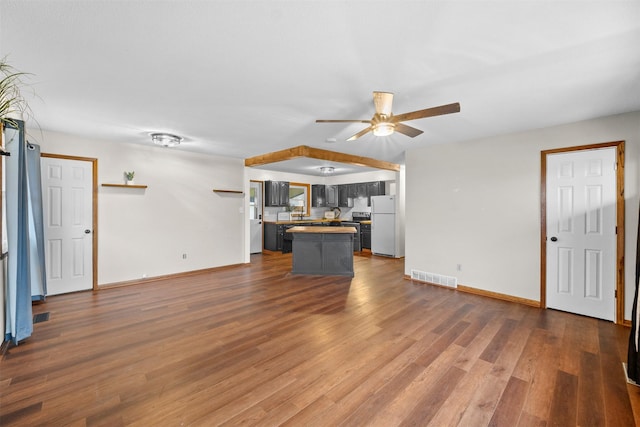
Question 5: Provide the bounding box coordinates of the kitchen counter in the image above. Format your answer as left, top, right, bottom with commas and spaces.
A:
265, 218, 349, 225
286, 226, 356, 276
286, 226, 357, 234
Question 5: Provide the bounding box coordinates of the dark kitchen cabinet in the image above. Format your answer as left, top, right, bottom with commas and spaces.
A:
265, 181, 278, 206
265, 181, 290, 207
338, 184, 356, 207
348, 184, 357, 198
325, 185, 338, 207
338, 184, 349, 207
341, 222, 361, 251
263, 222, 283, 251
355, 182, 368, 199
313, 185, 338, 207
323, 181, 387, 207
338, 185, 346, 206
278, 181, 289, 205
360, 222, 371, 249
367, 181, 384, 197
282, 224, 297, 253
311, 184, 326, 207
366, 180, 386, 205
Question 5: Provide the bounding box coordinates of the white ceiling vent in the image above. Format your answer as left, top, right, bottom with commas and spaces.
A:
410, 269, 458, 288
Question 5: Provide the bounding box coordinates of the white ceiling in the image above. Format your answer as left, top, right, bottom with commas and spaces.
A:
1, 1, 639, 175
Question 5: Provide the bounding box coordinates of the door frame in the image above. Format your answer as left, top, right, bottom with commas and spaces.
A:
41, 153, 99, 291
250, 179, 263, 254
540, 141, 625, 324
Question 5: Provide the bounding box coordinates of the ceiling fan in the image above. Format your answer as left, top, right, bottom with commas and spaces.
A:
316, 91, 460, 141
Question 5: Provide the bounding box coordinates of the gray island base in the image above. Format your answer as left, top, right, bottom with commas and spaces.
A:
286, 226, 357, 277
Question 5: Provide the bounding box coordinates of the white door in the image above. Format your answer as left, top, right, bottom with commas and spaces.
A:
546, 147, 616, 321
41, 157, 94, 295
249, 181, 263, 254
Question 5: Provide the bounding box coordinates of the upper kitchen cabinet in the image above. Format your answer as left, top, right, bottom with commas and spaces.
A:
312, 184, 339, 208
265, 180, 290, 207
367, 181, 385, 197
337, 181, 386, 207
325, 185, 338, 207
338, 184, 354, 207
367, 181, 386, 205
355, 183, 368, 199
307, 181, 389, 207
311, 184, 326, 207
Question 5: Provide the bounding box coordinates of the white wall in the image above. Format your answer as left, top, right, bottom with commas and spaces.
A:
38, 130, 246, 285
405, 111, 640, 319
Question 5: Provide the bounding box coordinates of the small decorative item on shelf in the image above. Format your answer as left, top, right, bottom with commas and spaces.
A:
124, 171, 135, 185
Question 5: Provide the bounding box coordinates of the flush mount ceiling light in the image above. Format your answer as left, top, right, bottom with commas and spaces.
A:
150, 132, 182, 148
320, 166, 335, 175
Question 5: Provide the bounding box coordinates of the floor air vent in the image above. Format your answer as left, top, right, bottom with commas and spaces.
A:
410, 269, 457, 288
33, 312, 50, 324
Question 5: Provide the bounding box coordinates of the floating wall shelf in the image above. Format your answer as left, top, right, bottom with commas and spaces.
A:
213, 189, 244, 195
102, 183, 148, 189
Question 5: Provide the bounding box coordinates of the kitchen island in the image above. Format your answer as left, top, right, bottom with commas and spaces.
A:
286, 226, 357, 277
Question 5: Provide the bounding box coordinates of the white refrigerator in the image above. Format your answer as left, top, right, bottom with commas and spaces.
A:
371, 195, 396, 257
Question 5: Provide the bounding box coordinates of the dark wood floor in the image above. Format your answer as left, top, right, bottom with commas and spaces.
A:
1, 251, 639, 426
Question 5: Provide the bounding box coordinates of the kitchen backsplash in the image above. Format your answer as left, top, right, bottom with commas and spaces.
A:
263, 197, 371, 221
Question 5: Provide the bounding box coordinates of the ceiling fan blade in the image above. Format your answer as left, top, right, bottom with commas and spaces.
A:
392, 102, 460, 123
373, 92, 393, 116
346, 126, 373, 141
316, 119, 371, 123
394, 123, 423, 138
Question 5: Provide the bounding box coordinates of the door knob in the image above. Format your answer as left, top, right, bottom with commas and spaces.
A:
84, 229, 91, 234
550, 236, 558, 242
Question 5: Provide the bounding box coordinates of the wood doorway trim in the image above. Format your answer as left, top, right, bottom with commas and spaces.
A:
540, 141, 625, 324
41, 153, 99, 291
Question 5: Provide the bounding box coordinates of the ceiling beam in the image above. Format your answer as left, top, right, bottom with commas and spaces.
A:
244, 146, 308, 167
244, 145, 400, 172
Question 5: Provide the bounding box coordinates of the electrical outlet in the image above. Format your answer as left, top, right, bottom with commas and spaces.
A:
182, 253, 187, 259
456, 264, 462, 271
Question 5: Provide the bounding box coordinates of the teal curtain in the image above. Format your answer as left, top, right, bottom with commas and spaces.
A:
4, 120, 32, 342
26, 142, 47, 300
4, 119, 46, 344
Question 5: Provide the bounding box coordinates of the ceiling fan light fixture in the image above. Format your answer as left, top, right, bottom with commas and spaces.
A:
316, 92, 460, 141
372, 122, 395, 137
320, 166, 335, 175
151, 132, 183, 148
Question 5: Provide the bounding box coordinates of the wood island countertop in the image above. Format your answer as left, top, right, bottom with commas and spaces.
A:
286, 226, 357, 234
266, 219, 370, 225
